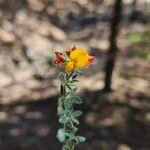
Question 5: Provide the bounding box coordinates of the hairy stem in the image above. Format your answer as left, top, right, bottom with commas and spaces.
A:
60, 71, 75, 150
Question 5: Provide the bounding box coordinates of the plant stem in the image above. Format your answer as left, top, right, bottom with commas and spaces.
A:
67, 71, 74, 80
60, 71, 75, 150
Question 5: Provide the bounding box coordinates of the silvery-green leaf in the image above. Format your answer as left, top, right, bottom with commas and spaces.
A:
72, 111, 82, 118
62, 145, 68, 150
57, 107, 64, 116
72, 74, 78, 79
62, 140, 70, 150
64, 109, 72, 116
71, 87, 78, 94
64, 131, 73, 138
59, 116, 69, 124
64, 96, 72, 102
76, 69, 82, 73
76, 136, 86, 143
64, 99, 72, 109
72, 79, 79, 82
58, 73, 65, 83
72, 118, 79, 124
58, 98, 62, 107
73, 126, 78, 132
72, 96, 82, 104
57, 129, 66, 142
65, 73, 69, 78
66, 84, 72, 90
71, 136, 79, 144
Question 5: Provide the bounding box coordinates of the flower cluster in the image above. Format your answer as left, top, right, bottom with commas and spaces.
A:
54, 45, 95, 72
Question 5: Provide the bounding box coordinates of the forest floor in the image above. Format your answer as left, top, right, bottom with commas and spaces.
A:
0, 1, 150, 150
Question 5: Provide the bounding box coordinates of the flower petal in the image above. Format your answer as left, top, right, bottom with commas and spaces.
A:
65, 61, 75, 72
88, 55, 95, 64
75, 55, 89, 69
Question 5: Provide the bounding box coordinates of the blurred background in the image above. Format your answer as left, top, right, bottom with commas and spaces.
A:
0, 0, 149, 150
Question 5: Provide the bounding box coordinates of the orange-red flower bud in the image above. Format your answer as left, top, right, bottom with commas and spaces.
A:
65, 45, 76, 56
88, 55, 95, 64
54, 52, 64, 65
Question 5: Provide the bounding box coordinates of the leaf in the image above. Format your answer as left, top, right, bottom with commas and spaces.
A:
64, 109, 72, 116
70, 125, 78, 131
76, 136, 86, 143
72, 79, 79, 82
76, 69, 82, 73
66, 84, 72, 90
70, 136, 85, 144
62, 140, 70, 150
64, 99, 72, 109
68, 119, 78, 129
71, 88, 78, 94
65, 73, 69, 78
58, 98, 62, 107
67, 81, 78, 88
57, 107, 64, 116
72, 118, 79, 124
72, 111, 82, 118
62, 145, 68, 150
58, 73, 65, 83
72, 96, 82, 104
59, 116, 69, 124
57, 129, 66, 142
65, 95, 82, 105
64, 131, 73, 138
72, 74, 78, 79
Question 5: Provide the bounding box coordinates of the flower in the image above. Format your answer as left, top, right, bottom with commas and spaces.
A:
65, 45, 76, 56
54, 46, 95, 72
65, 48, 95, 72
65, 61, 75, 72
54, 52, 64, 65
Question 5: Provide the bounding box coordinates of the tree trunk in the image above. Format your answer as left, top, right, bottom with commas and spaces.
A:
132, 0, 138, 11
103, 0, 122, 92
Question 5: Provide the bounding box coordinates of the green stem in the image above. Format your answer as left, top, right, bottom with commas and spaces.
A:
61, 71, 74, 97
60, 71, 75, 150
67, 71, 74, 80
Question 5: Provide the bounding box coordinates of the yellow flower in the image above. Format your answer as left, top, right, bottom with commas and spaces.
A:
65, 48, 89, 72
65, 61, 75, 72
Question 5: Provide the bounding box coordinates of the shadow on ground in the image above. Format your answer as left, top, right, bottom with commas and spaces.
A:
0, 90, 149, 150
